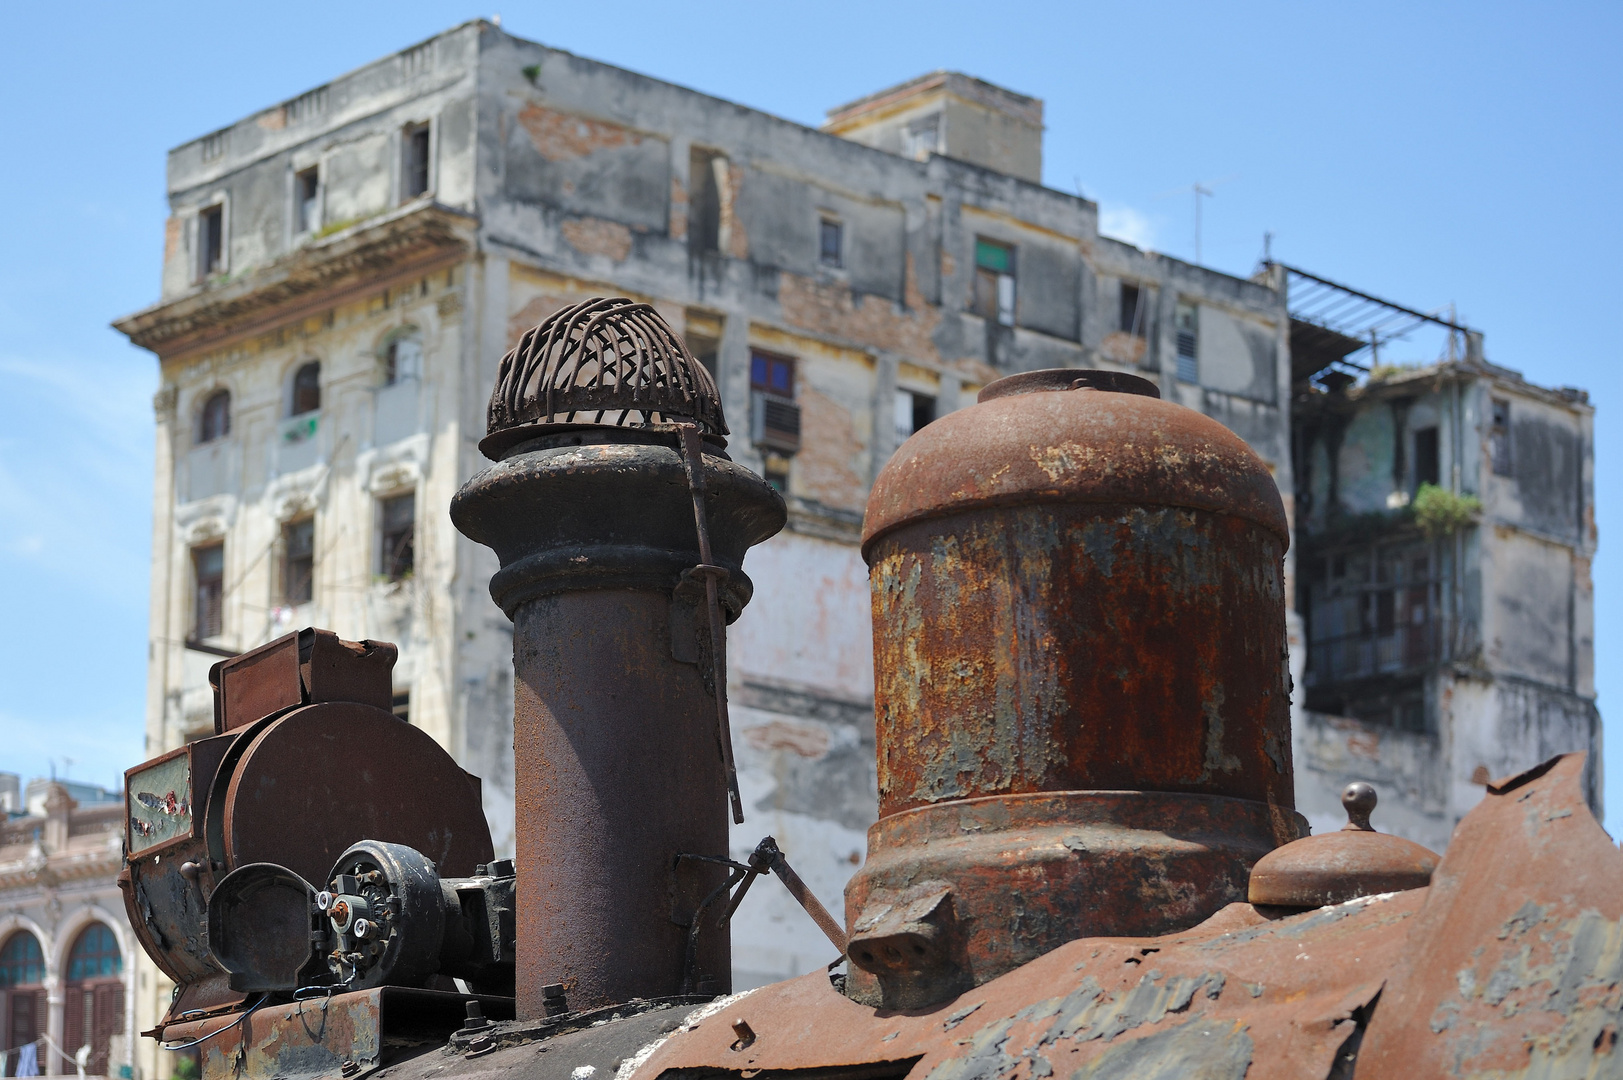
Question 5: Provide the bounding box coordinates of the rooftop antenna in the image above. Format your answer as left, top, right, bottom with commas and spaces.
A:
1154, 175, 1237, 267
1192, 182, 1212, 265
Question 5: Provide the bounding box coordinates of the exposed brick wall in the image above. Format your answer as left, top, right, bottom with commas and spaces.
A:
560, 217, 633, 262
779, 253, 941, 362
517, 103, 641, 162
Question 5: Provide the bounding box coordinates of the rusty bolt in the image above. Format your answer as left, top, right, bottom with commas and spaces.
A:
341, 1062, 360, 1077
330, 900, 351, 928
730, 1019, 755, 1051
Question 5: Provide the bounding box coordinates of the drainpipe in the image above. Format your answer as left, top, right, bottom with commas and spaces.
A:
452, 298, 785, 1017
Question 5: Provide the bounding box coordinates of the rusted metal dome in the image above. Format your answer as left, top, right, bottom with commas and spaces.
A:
481, 297, 727, 459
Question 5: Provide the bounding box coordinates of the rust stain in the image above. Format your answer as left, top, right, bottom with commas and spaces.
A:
743, 719, 831, 759
644, 889, 1426, 1080
794, 384, 868, 511
164, 216, 182, 265
779, 252, 942, 362
560, 217, 633, 262
256, 107, 286, 131
940, 247, 957, 279
517, 103, 641, 162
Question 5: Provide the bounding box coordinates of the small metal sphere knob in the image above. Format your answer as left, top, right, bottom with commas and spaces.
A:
1342, 782, 1378, 832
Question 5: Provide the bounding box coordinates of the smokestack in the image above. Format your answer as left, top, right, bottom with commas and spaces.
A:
452, 299, 785, 1016
844, 370, 1302, 1009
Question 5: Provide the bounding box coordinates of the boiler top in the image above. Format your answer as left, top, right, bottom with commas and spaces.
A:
862, 371, 1289, 556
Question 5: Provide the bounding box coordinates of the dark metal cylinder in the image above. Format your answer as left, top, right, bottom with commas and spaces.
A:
844, 371, 1302, 1008
452, 437, 784, 1016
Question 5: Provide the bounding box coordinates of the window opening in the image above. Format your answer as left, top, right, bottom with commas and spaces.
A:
283, 518, 314, 606
403, 124, 431, 199
291, 361, 321, 416
1490, 398, 1513, 477
1120, 283, 1149, 338
64, 925, 123, 1078
296, 167, 320, 233
751, 352, 795, 396
1414, 426, 1440, 489
0, 932, 44, 986
384, 330, 423, 385
688, 148, 724, 254
1304, 541, 1441, 715
894, 390, 937, 442
749, 350, 800, 457
193, 543, 224, 639
380, 493, 416, 582
67, 925, 121, 982
199, 205, 224, 279
198, 390, 231, 444
972, 239, 1016, 326
1175, 302, 1199, 383
819, 219, 843, 267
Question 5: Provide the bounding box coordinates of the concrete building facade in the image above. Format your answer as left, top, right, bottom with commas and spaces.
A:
1289, 356, 1599, 850
121, 18, 1601, 997
0, 776, 135, 1079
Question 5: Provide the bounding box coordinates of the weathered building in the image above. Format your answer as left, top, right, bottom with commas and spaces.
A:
116, 19, 1297, 992
0, 776, 135, 1079
1284, 268, 1599, 850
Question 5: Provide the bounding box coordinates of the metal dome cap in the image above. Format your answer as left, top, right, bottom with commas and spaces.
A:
481, 296, 728, 459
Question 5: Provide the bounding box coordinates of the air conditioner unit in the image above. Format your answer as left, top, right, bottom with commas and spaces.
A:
751, 391, 801, 454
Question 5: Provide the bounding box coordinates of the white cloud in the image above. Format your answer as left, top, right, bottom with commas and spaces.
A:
1099, 204, 1158, 251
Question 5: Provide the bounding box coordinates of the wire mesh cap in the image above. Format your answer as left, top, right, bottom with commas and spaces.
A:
483, 297, 727, 455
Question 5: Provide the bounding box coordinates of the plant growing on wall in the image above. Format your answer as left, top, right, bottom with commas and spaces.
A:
1413, 482, 1481, 538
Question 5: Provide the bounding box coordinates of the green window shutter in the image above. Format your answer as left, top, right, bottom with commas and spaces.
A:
975, 239, 1011, 273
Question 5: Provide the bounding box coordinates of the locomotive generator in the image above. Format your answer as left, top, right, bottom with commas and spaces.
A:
122, 299, 1622, 1080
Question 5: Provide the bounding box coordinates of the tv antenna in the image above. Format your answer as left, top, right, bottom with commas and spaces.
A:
1155, 175, 1238, 266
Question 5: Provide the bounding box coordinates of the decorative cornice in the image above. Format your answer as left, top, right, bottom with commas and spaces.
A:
113, 201, 477, 361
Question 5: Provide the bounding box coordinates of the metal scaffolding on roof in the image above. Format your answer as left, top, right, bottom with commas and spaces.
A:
1266, 261, 1483, 385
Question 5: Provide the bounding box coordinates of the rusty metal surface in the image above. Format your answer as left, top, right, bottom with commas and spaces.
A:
453, 425, 784, 1017
1357, 752, 1623, 1076
121, 734, 239, 1002
976, 368, 1161, 402
1249, 781, 1438, 908
162, 987, 513, 1080
864, 371, 1290, 552
220, 702, 493, 886
849, 373, 1299, 1010
868, 502, 1292, 813
213, 629, 396, 734
482, 297, 728, 459
641, 889, 1427, 1080
845, 791, 1304, 1008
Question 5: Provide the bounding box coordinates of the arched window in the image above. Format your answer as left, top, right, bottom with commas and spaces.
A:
0, 931, 43, 986
382, 328, 422, 386
1, 932, 46, 1074
67, 924, 122, 981
64, 925, 124, 1077
291, 361, 321, 416
197, 389, 231, 444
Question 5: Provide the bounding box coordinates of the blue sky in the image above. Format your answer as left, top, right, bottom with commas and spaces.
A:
1, 3, 1617, 823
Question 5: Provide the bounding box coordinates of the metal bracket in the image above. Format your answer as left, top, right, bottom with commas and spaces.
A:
674, 423, 745, 824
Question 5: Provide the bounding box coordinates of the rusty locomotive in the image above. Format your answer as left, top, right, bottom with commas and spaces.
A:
119, 298, 1621, 1080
